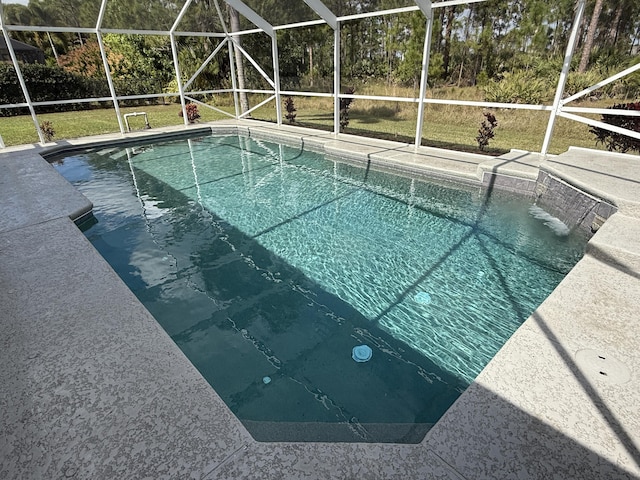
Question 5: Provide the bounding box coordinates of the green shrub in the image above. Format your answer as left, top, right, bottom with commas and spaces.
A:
113, 77, 163, 106
475, 71, 490, 87
0, 62, 168, 115
619, 69, 640, 99
590, 102, 640, 153
483, 71, 552, 104
564, 70, 608, 99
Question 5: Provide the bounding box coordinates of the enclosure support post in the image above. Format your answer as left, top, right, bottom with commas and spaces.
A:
272, 35, 283, 126
96, 0, 125, 134
334, 26, 341, 135
170, 0, 194, 126
227, 39, 241, 119
170, 33, 189, 126
414, 4, 433, 150
541, 0, 586, 156
0, 9, 45, 144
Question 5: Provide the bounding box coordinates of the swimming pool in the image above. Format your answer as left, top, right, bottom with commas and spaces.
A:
54, 134, 588, 443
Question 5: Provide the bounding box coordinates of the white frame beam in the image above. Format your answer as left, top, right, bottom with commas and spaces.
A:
0, 0, 639, 155
303, 0, 337, 30
415, 2, 433, 149
183, 37, 229, 91
301, 0, 340, 134
541, 0, 586, 156
170, 0, 195, 126
271, 34, 283, 125
333, 27, 340, 135
96, 0, 125, 134
0, 2, 44, 144
224, 0, 274, 38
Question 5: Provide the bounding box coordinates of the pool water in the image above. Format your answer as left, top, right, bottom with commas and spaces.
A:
54, 134, 588, 443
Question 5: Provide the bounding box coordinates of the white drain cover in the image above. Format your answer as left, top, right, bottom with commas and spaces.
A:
575, 349, 631, 385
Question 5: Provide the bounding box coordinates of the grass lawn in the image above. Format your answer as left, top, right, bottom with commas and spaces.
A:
249, 94, 609, 155
0, 103, 234, 146
0, 90, 622, 156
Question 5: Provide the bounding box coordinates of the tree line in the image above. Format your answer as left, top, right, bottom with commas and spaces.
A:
2, 0, 639, 100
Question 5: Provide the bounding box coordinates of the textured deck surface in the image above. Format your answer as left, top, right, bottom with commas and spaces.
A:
1, 121, 638, 479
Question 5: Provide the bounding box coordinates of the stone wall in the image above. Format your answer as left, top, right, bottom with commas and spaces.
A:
533, 171, 617, 234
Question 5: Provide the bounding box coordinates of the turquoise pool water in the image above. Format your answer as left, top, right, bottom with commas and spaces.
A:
54, 134, 587, 443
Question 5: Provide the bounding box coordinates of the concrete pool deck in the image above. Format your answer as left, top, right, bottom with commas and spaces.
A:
1, 120, 639, 479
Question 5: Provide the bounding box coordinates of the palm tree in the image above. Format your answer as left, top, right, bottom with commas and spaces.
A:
28, 2, 62, 64
228, 5, 250, 115
578, 0, 604, 72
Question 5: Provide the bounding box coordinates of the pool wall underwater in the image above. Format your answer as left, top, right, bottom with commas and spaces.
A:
1, 120, 639, 479
50, 132, 590, 444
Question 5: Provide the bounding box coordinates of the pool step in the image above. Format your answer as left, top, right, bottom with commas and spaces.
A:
241, 419, 434, 444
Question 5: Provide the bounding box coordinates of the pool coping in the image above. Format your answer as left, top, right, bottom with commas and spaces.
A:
1, 120, 639, 479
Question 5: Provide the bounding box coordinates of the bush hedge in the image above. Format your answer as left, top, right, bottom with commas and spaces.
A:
0, 63, 162, 116
0, 63, 109, 116
590, 101, 640, 153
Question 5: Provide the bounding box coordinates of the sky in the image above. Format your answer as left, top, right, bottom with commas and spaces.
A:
5, 0, 30, 5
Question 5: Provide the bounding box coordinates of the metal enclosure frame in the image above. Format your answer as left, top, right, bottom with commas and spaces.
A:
1, 0, 639, 155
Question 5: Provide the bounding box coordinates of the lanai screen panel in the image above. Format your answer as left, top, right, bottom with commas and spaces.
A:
241, 0, 321, 27
176, 2, 226, 33
321, 0, 419, 17
102, 0, 187, 30
0, 0, 101, 28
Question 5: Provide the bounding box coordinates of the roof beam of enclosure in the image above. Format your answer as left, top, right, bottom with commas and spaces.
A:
0, 4, 44, 144
96, 0, 125, 134
170, 0, 195, 126
338, 6, 419, 22
3, 24, 226, 38
541, 0, 586, 156
273, 19, 326, 31
414, 0, 433, 18
224, 0, 274, 38
431, 0, 487, 9
303, 0, 338, 30
3, 25, 95, 34
336, 0, 485, 22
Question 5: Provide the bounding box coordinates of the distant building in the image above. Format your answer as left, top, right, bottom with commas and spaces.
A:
0, 37, 45, 64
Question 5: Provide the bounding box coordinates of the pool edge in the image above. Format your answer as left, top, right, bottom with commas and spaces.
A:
1, 120, 639, 479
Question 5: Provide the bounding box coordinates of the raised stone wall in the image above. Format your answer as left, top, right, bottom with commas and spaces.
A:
533, 171, 617, 233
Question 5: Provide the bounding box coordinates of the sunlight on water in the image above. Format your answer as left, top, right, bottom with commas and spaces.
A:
54, 134, 588, 443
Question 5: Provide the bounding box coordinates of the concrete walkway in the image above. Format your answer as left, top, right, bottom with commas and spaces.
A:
1, 121, 638, 479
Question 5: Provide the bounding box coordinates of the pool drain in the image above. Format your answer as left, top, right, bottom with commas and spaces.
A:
575, 349, 631, 385
352, 345, 373, 363
414, 292, 432, 305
